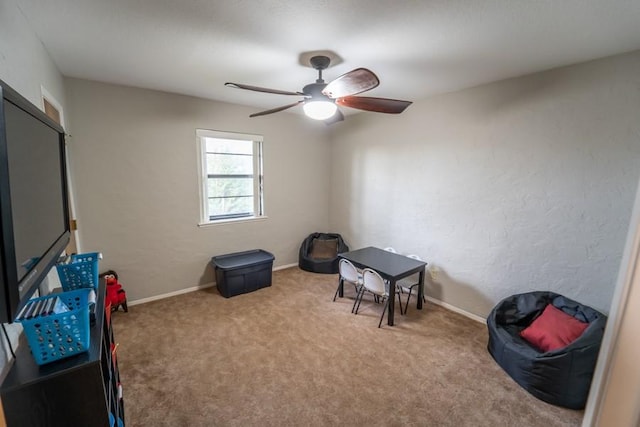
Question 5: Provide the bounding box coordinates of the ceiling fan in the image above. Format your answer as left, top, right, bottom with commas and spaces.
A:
225, 55, 412, 124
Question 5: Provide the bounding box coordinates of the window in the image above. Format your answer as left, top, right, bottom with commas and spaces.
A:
197, 129, 264, 224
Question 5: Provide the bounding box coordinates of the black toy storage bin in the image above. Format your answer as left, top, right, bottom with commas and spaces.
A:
211, 249, 275, 298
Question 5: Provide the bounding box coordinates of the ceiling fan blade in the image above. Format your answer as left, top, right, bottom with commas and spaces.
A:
324, 109, 344, 125
225, 82, 305, 96
336, 96, 412, 114
322, 68, 380, 99
249, 100, 304, 118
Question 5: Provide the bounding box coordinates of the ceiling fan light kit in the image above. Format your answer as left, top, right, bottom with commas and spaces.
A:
225, 55, 412, 124
303, 100, 338, 120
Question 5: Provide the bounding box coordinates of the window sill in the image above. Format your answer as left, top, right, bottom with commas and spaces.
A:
198, 215, 269, 227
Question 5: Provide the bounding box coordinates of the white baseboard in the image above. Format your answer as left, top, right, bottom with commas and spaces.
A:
274, 263, 298, 271
129, 263, 299, 306
128, 282, 215, 306
425, 296, 486, 324
128, 264, 487, 325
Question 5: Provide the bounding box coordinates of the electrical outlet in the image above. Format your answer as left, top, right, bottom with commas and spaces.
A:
429, 266, 439, 281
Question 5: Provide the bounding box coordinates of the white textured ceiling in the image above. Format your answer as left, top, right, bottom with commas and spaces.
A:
14, 0, 640, 116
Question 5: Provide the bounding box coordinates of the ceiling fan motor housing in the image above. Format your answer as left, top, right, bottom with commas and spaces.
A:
302, 82, 328, 98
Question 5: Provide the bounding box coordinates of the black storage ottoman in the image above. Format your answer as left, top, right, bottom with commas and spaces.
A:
211, 249, 275, 298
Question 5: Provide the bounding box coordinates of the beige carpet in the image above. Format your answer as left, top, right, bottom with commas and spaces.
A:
113, 267, 583, 426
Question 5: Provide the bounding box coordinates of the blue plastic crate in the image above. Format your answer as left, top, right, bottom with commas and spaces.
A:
109, 413, 124, 427
70, 252, 102, 264
57, 253, 100, 291
16, 288, 91, 365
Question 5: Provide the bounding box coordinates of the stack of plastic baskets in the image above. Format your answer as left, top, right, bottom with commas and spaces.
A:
109, 412, 124, 427
16, 288, 91, 365
56, 252, 101, 291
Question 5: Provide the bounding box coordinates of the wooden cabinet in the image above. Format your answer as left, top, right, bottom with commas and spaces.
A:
0, 281, 125, 426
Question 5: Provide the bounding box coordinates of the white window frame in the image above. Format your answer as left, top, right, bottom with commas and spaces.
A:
196, 129, 265, 225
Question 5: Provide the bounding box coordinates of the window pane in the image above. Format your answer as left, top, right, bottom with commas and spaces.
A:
207, 177, 253, 197
206, 153, 253, 175
205, 138, 253, 155
198, 131, 263, 223
208, 196, 254, 217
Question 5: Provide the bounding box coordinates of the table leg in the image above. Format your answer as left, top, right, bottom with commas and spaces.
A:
417, 270, 425, 309
388, 279, 396, 326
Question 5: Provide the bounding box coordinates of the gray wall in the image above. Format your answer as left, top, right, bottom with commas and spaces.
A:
65, 78, 331, 302
330, 50, 640, 317
0, 0, 66, 110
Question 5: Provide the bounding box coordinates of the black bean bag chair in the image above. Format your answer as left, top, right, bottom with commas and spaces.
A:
487, 291, 607, 409
298, 232, 349, 274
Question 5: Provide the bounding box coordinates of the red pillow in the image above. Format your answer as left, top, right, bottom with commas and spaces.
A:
520, 304, 589, 352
